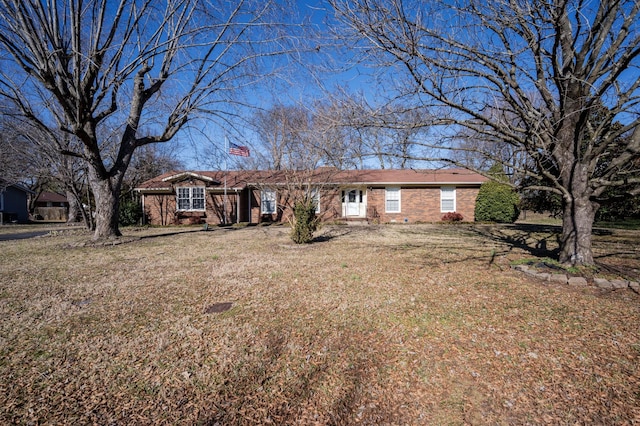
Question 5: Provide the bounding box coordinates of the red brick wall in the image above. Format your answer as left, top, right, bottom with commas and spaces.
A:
250, 187, 343, 224
319, 188, 343, 221
144, 193, 176, 225
143, 184, 481, 225
366, 186, 480, 223
455, 187, 480, 222
143, 178, 245, 226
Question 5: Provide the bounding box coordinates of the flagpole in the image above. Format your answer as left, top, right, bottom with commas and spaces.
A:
224, 136, 228, 225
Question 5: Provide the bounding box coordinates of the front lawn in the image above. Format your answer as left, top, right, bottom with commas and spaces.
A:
1, 224, 638, 424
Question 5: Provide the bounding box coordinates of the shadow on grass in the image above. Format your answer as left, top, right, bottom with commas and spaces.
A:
469, 224, 563, 259
442, 224, 629, 268
201, 325, 390, 425
471, 224, 639, 275
390, 224, 565, 267
137, 227, 213, 240
391, 223, 639, 281
312, 227, 353, 243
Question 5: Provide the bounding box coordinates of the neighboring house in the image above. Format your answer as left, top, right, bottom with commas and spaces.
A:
33, 191, 69, 221
135, 168, 488, 226
0, 181, 33, 224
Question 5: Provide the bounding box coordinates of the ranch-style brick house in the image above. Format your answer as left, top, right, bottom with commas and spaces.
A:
135, 168, 488, 226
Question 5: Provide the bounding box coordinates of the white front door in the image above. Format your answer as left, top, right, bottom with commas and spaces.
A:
345, 189, 363, 216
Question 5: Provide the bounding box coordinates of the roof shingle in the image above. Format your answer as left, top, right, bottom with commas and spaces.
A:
135, 168, 487, 191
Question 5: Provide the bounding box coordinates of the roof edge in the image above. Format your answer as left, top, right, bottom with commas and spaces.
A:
161, 171, 218, 183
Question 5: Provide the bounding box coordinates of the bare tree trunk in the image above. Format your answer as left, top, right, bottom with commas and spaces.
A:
88, 170, 123, 240
559, 193, 597, 265
555, 93, 598, 265
66, 189, 81, 223
66, 187, 93, 230
557, 115, 597, 265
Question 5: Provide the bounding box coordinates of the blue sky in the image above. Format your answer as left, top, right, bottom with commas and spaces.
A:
171, 0, 380, 170
2, 0, 637, 174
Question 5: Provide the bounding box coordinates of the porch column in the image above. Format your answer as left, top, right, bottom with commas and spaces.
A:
235, 189, 239, 223
247, 189, 251, 224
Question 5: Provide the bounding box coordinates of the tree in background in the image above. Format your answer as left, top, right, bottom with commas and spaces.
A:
518, 104, 640, 222
0, 112, 28, 191
329, 0, 640, 265
474, 164, 520, 223
313, 93, 429, 169
0, 0, 297, 240
309, 98, 364, 170
0, 108, 93, 227
253, 105, 312, 171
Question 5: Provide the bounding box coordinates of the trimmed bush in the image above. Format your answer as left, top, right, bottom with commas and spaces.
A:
290, 199, 319, 244
474, 165, 520, 223
441, 212, 464, 222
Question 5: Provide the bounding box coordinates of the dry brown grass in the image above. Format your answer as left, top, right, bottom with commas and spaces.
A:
1, 224, 639, 425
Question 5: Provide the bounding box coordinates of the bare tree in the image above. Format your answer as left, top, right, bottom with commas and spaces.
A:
0, 115, 28, 191
329, 0, 640, 265
0, 0, 297, 240
318, 93, 432, 169
253, 104, 313, 170
1, 109, 94, 227
311, 99, 362, 170
368, 107, 425, 169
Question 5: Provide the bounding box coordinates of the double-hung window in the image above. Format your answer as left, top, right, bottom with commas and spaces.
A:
440, 186, 456, 212
261, 189, 277, 214
177, 187, 205, 211
385, 187, 401, 213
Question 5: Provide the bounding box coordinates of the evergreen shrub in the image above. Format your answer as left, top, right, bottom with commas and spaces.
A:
291, 199, 318, 244
474, 165, 520, 223
119, 199, 143, 226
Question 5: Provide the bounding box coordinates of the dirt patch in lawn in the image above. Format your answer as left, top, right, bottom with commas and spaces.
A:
0, 224, 638, 424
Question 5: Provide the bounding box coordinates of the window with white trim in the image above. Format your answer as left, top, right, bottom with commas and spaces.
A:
176, 187, 205, 211
385, 187, 401, 213
261, 189, 277, 214
440, 186, 456, 212
311, 188, 320, 213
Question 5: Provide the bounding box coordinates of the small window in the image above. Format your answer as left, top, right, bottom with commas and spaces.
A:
261, 189, 277, 214
441, 186, 456, 212
385, 187, 401, 213
176, 187, 206, 211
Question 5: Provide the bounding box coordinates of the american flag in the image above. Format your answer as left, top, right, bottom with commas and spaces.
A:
229, 142, 250, 157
